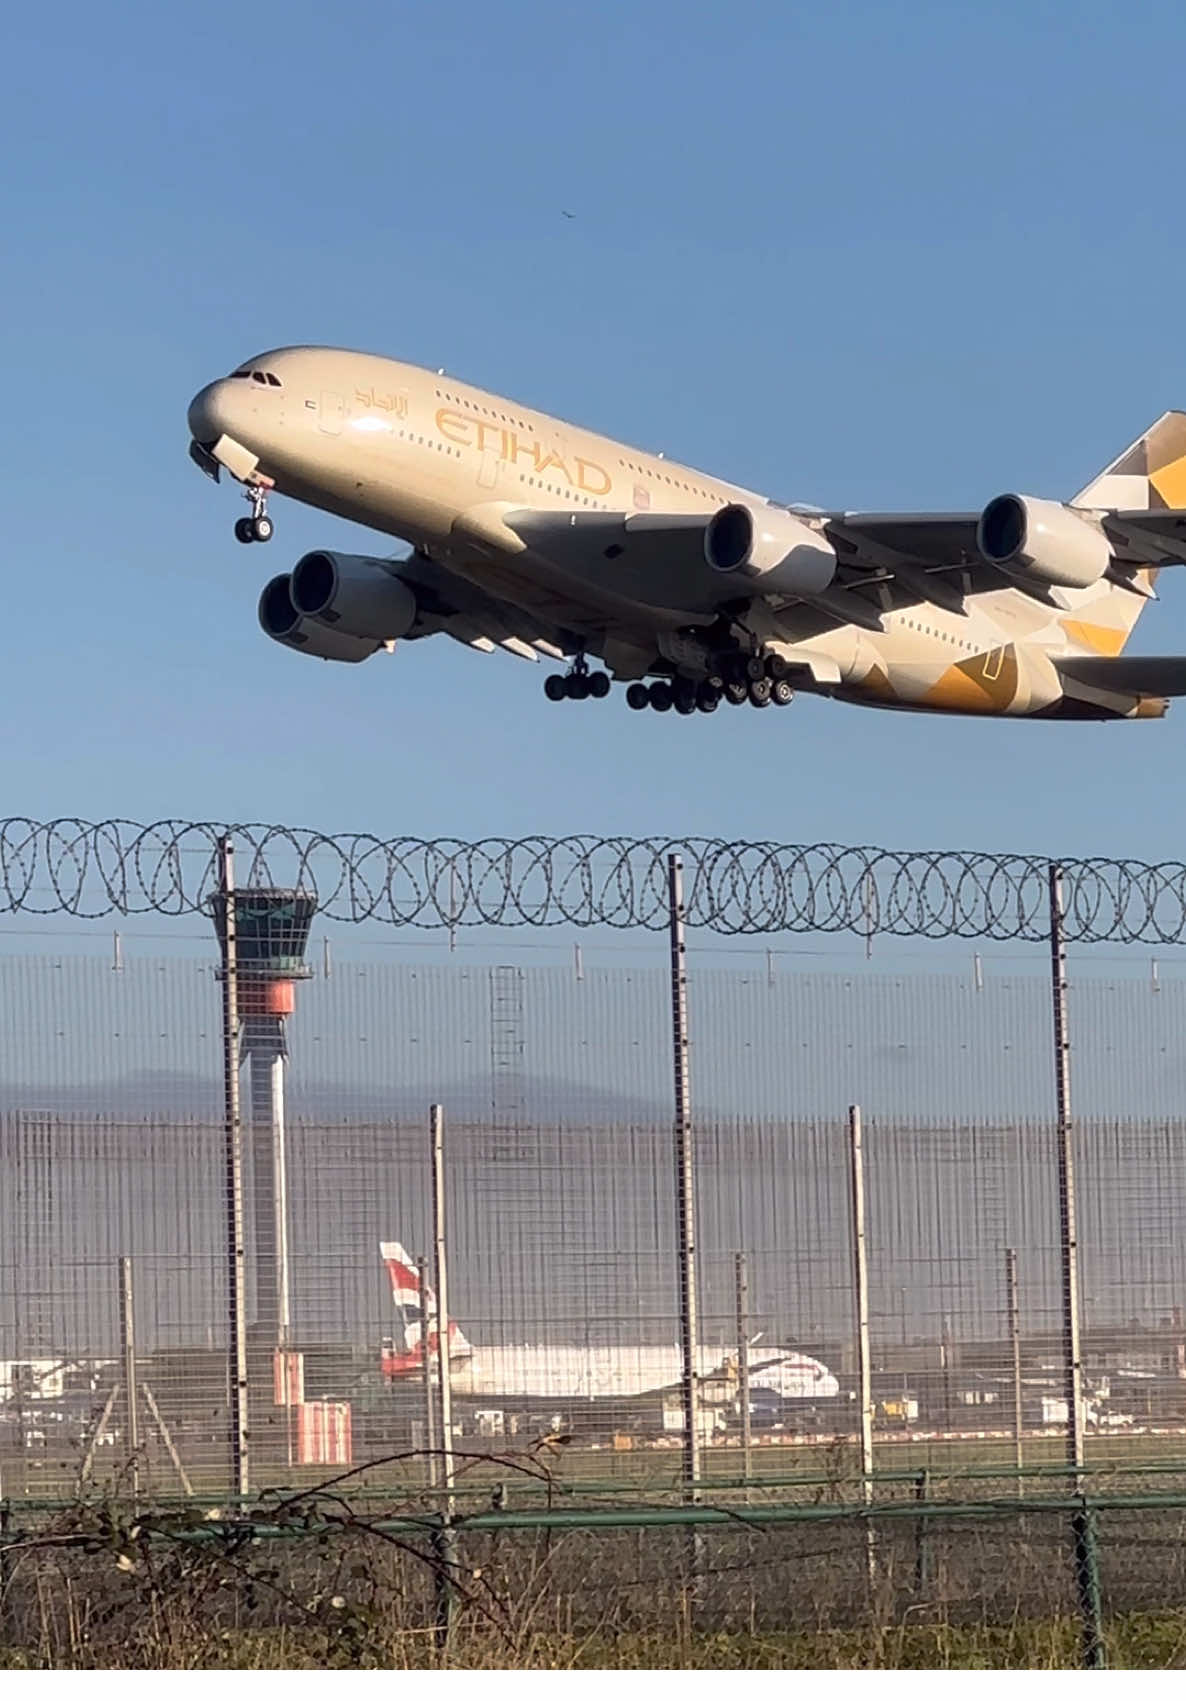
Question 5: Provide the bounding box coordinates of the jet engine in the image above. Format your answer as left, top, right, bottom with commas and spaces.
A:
290, 550, 418, 641
258, 575, 383, 663
977, 494, 1111, 591
704, 503, 837, 597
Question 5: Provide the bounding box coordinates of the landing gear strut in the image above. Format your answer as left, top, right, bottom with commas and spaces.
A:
235, 485, 273, 544
543, 655, 611, 702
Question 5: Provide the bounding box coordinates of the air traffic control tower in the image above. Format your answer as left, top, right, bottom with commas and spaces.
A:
208, 886, 316, 1345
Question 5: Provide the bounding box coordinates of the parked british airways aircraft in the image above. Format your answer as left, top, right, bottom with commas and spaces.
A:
377, 1241, 839, 1412
187, 348, 1186, 718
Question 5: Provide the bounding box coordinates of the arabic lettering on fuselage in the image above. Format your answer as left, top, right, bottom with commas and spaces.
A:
355, 387, 409, 418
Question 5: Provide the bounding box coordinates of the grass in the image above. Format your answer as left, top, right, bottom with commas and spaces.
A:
5, 1613, 1186, 1669
17, 1428, 1186, 1513
7, 1443, 1186, 1668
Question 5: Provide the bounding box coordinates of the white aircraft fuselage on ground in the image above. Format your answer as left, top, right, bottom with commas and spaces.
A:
377, 1242, 838, 1409
187, 347, 1186, 720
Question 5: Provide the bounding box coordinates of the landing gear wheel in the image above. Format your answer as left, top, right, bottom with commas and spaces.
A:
696, 683, 721, 713
588, 670, 611, 699
234, 517, 255, 544
744, 655, 766, 682
566, 673, 590, 701
648, 681, 673, 712
251, 515, 274, 544
748, 678, 772, 708
765, 653, 791, 680
672, 680, 698, 716
724, 679, 749, 707
626, 683, 650, 710
771, 679, 794, 707
544, 674, 568, 702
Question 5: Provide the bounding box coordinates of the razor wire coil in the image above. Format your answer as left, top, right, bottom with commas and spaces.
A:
0, 819, 1184, 943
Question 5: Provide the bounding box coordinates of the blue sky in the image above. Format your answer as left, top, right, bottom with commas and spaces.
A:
4, 0, 1186, 862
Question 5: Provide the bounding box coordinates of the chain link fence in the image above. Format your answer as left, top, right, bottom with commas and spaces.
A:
1, 954, 1186, 1500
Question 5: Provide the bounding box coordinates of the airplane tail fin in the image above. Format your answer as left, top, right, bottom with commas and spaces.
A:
1061, 412, 1186, 656
379, 1240, 472, 1377
1072, 410, 1186, 514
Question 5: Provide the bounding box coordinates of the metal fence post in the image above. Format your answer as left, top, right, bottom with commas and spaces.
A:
1072, 1503, 1105, 1670
431, 1104, 457, 1643
0, 1501, 9, 1637
668, 854, 701, 1499
1049, 865, 1085, 1484
118, 1256, 140, 1506
735, 1252, 752, 1496
1049, 863, 1104, 1669
218, 837, 249, 1501
848, 1104, 875, 1587
1006, 1247, 1024, 1493
913, 1467, 932, 1592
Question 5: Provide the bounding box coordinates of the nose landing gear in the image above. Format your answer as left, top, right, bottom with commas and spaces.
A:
235, 485, 273, 544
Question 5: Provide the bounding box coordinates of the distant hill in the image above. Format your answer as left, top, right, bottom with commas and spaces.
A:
0, 1067, 669, 1125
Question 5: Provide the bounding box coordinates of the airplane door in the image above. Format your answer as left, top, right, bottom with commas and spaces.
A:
477, 445, 500, 490
319, 391, 345, 435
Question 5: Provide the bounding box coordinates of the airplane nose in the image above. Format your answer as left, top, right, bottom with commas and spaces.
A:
187, 379, 232, 443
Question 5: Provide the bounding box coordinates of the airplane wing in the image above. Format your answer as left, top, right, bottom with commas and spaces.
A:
480, 505, 987, 636
497, 502, 1186, 634
826, 507, 1186, 610
408, 487, 1186, 674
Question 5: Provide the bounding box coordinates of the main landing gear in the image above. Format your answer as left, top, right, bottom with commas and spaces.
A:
234, 486, 273, 544
543, 657, 611, 702
625, 653, 796, 713
542, 650, 796, 712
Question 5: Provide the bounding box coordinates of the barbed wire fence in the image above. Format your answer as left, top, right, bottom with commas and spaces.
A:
4, 817, 1186, 941
4, 820, 1186, 1664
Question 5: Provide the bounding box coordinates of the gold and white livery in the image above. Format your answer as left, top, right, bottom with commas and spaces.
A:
187, 348, 1186, 719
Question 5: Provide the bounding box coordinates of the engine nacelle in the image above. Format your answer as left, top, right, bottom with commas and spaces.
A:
258, 575, 383, 663
977, 494, 1111, 591
290, 550, 417, 640
704, 503, 837, 597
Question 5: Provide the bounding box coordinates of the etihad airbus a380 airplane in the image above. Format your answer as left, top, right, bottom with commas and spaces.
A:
187, 347, 1186, 718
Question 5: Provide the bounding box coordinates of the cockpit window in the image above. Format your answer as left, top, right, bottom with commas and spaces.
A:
228, 366, 281, 385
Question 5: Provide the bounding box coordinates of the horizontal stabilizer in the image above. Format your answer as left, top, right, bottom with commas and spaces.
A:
1055, 655, 1186, 697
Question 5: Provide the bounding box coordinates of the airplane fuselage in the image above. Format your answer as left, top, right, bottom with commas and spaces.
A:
381, 1339, 838, 1405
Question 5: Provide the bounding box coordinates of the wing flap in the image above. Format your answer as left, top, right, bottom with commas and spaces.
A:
1102, 509, 1186, 566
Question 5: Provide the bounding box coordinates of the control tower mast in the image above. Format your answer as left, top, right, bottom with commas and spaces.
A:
209, 887, 316, 1344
